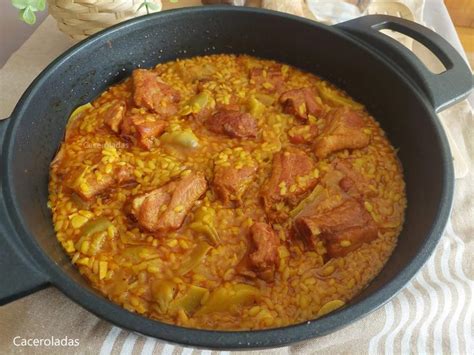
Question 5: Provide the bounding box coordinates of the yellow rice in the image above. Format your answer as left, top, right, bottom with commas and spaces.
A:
48, 54, 406, 330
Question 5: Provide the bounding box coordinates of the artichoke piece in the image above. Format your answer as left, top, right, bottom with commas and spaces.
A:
189, 206, 220, 246
71, 192, 90, 209
121, 246, 160, 264
290, 185, 325, 218
81, 216, 112, 238
74, 217, 111, 255
247, 96, 265, 116
180, 91, 214, 116
131, 258, 162, 273
89, 232, 106, 256
317, 299, 345, 317
189, 223, 219, 247
315, 82, 363, 109
197, 64, 216, 79
169, 285, 209, 316
70, 214, 89, 229
255, 93, 275, 106
177, 241, 212, 276
161, 129, 199, 149
195, 283, 260, 315
152, 279, 178, 314
68, 102, 93, 126
183, 63, 216, 81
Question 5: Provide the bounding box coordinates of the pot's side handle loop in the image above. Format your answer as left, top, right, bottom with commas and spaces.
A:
0, 118, 50, 305
336, 15, 473, 113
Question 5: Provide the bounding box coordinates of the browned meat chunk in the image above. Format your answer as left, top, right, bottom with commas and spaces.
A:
103, 100, 126, 133
261, 148, 318, 214
67, 164, 135, 201
130, 188, 170, 231
314, 108, 370, 158
295, 198, 378, 257
120, 113, 167, 150
325, 224, 378, 258
335, 159, 377, 198
280, 87, 325, 121
205, 110, 258, 138
213, 164, 257, 206
119, 114, 136, 136
249, 65, 285, 93
115, 166, 135, 184
102, 97, 167, 151
132, 69, 180, 116
131, 116, 167, 150
130, 172, 207, 232
287, 124, 319, 144
249, 222, 280, 281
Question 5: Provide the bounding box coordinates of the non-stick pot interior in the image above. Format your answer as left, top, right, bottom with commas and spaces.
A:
6, 8, 449, 331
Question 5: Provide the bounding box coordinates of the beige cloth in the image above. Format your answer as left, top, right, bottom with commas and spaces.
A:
0, 1, 472, 354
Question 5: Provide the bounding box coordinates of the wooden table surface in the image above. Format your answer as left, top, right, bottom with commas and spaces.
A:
445, 0, 474, 68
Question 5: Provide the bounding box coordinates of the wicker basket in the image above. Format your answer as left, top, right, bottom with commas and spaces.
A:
47, 0, 163, 40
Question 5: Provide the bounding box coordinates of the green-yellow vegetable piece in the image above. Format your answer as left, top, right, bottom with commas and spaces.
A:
89, 232, 107, 256
122, 246, 160, 263
169, 285, 209, 315
81, 216, 112, 238
195, 283, 260, 316
315, 82, 363, 109
177, 241, 212, 275
152, 279, 177, 313
71, 193, 90, 210
189, 223, 220, 246
317, 299, 345, 317
189, 206, 220, 245
255, 93, 275, 106
74, 217, 111, 253
187, 63, 216, 81
161, 129, 199, 149
131, 258, 162, 273
180, 91, 213, 116
248, 96, 265, 116
68, 102, 93, 126
290, 185, 326, 218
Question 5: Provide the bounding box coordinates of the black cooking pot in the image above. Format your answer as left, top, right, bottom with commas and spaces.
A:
0, 6, 472, 349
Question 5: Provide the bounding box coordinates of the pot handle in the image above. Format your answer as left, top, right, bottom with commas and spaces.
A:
336, 15, 473, 113
0, 117, 50, 305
